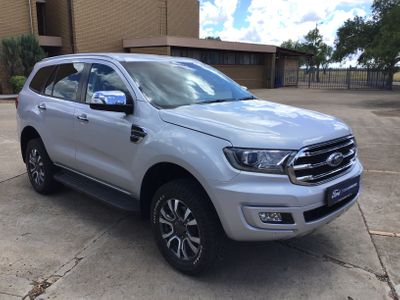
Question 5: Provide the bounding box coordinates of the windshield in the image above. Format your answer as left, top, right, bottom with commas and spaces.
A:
122, 61, 255, 108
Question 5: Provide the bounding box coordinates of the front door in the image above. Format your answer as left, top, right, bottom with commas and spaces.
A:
73, 62, 138, 192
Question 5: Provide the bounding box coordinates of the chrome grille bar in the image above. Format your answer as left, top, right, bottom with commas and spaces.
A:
293, 148, 356, 171
298, 139, 355, 157
296, 158, 357, 182
287, 135, 358, 186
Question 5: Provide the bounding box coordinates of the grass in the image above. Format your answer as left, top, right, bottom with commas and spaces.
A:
394, 72, 400, 82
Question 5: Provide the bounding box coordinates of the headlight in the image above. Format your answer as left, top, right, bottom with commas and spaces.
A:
223, 147, 295, 174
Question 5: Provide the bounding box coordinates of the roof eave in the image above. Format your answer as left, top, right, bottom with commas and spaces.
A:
123, 36, 277, 54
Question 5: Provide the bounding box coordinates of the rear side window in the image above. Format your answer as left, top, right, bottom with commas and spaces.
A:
43, 68, 57, 96
29, 66, 55, 93
52, 63, 85, 101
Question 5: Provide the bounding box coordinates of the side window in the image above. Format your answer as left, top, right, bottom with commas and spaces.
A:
43, 67, 57, 96
86, 64, 131, 103
52, 63, 85, 101
29, 66, 55, 93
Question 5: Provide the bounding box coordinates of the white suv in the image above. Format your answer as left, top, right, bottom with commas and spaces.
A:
17, 53, 363, 274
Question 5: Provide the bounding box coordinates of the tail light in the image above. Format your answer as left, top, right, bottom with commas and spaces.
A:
15, 96, 19, 109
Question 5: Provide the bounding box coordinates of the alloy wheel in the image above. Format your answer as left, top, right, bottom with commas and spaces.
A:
159, 198, 201, 260
28, 148, 45, 186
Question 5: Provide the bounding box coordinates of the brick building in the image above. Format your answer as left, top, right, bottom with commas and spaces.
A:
0, 0, 307, 93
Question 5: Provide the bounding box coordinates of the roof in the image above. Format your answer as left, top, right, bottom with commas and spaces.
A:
39, 38, 312, 66
40, 53, 198, 64
124, 36, 277, 53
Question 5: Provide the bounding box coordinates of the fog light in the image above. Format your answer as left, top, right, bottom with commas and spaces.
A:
259, 212, 282, 223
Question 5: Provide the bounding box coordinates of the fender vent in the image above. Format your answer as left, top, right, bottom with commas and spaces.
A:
130, 125, 147, 143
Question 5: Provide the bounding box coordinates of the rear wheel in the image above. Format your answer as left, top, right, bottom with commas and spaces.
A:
151, 179, 223, 275
25, 138, 60, 194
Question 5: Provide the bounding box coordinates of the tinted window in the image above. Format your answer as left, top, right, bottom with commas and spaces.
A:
52, 63, 85, 101
43, 67, 57, 96
86, 64, 131, 103
29, 66, 55, 93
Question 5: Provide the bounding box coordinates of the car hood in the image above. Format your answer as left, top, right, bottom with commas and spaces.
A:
159, 99, 352, 149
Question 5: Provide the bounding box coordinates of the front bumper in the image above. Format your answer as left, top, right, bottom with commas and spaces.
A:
207, 159, 363, 241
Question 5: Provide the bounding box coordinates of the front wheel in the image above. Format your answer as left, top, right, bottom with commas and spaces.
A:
151, 179, 223, 275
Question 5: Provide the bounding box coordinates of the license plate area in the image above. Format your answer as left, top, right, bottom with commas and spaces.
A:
326, 176, 360, 207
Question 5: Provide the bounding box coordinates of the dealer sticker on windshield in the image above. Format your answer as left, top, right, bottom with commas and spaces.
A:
326, 176, 360, 207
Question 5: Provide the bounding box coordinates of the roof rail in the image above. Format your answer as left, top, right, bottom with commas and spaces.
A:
41, 53, 118, 62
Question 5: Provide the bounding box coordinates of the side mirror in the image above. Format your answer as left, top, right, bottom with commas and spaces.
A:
91, 90, 127, 105
89, 90, 133, 114
241, 85, 248, 90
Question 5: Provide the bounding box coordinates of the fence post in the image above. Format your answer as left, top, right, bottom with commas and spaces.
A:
308, 69, 311, 88
346, 68, 351, 89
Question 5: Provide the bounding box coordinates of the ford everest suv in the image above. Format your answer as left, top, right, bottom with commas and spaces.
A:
17, 53, 362, 274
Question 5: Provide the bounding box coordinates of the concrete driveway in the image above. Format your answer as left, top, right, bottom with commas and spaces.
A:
0, 89, 399, 299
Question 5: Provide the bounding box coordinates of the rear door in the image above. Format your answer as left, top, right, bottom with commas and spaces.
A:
34, 62, 86, 167
73, 61, 138, 192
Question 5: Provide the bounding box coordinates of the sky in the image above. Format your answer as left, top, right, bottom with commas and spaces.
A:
199, 0, 373, 65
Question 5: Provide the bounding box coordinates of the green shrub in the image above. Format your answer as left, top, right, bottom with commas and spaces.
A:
9, 75, 27, 93
1, 37, 23, 77
19, 34, 46, 76
1, 34, 46, 77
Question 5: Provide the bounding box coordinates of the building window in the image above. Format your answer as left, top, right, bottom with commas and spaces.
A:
36, 1, 46, 35
171, 48, 264, 65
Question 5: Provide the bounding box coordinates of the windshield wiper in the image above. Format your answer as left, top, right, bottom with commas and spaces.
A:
197, 96, 256, 105
198, 98, 236, 104
238, 96, 257, 100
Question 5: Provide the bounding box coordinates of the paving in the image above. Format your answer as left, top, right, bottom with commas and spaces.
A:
0, 88, 399, 299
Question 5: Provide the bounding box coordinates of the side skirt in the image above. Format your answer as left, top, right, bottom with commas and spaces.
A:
54, 167, 140, 212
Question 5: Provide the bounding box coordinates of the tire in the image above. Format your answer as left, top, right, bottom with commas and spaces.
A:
25, 138, 60, 194
151, 179, 223, 275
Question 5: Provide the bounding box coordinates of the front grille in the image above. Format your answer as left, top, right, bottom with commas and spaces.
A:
287, 135, 357, 185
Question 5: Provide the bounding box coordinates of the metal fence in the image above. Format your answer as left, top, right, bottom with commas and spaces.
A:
292, 68, 391, 89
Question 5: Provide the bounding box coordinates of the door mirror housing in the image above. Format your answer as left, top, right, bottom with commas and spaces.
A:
91, 90, 127, 105
89, 91, 133, 114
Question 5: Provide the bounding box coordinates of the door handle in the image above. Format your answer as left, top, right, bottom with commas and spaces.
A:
37, 103, 46, 110
76, 114, 89, 122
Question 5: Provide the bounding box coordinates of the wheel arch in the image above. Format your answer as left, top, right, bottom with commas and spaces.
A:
20, 126, 42, 163
139, 162, 218, 220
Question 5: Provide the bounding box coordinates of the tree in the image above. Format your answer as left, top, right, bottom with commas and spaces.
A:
302, 27, 333, 81
280, 39, 302, 50
204, 36, 222, 41
281, 27, 332, 81
0, 34, 45, 78
333, 0, 400, 88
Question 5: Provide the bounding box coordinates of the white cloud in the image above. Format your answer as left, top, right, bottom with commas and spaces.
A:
200, 0, 238, 28
200, 0, 371, 47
